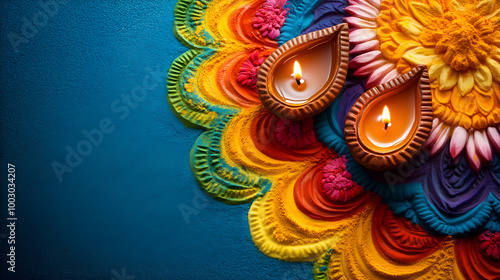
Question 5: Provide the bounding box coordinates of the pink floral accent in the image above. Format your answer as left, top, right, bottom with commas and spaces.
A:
275, 118, 316, 149
252, 0, 288, 40
321, 156, 364, 202
479, 230, 500, 260
237, 51, 266, 89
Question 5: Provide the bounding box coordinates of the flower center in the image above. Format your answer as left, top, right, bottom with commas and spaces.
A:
423, 10, 494, 71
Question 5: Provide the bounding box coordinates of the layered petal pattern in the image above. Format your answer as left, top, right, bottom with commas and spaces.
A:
169, 0, 500, 279
346, 0, 500, 170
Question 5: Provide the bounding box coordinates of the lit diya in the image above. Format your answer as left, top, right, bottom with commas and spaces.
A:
344, 65, 433, 170
257, 23, 349, 121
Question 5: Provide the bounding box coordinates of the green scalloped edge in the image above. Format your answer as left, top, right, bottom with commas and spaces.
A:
168, 0, 273, 204
167, 48, 231, 129
189, 116, 272, 204
173, 0, 217, 48
312, 248, 334, 280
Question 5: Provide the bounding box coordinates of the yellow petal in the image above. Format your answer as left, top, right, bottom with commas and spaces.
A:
377, 26, 394, 43
472, 115, 488, 129
488, 108, 500, 126
380, 41, 398, 61
460, 114, 472, 130
409, 2, 443, 26
459, 93, 478, 117
451, 87, 461, 113
429, 61, 446, 81
396, 17, 423, 39
429, 0, 444, 17
476, 0, 494, 15
433, 102, 445, 116
402, 47, 438, 66
476, 86, 494, 115
486, 9, 500, 20
433, 88, 452, 104
390, 8, 403, 20
494, 82, 500, 101
485, 58, 500, 82
473, 65, 493, 91
458, 70, 474, 95
440, 66, 459, 90
390, 32, 413, 45
393, 41, 421, 60
396, 59, 412, 74
491, 48, 500, 61
393, 0, 410, 15
376, 10, 392, 26
450, 0, 465, 11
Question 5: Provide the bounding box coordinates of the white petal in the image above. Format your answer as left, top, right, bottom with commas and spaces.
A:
431, 126, 450, 156
432, 118, 440, 128
350, 40, 379, 54
366, 64, 395, 88
366, 0, 381, 9
344, 17, 377, 29
474, 130, 492, 162
349, 29, 377, 44
487, 127, 500, 153
353, 59, 386, 76
379, 69, 400, 84
466, 133, 481, 172
349, 50, 382, 68
345, 5, 379, 19
425, 121, 444, 147
449, 127, 467, 159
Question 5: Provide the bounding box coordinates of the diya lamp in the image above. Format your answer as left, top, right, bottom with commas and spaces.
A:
344, 65, 433, 170
257, 23, 350, 121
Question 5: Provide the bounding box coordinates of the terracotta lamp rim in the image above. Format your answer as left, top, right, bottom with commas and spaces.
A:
256, 23, 350, 121
344, 65, 433, 171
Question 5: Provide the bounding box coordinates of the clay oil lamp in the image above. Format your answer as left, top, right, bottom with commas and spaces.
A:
344, 65, 433, 170
256, 23, 349, 121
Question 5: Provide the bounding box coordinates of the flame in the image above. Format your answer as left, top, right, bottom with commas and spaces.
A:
382, 106, 391, 128
293, 61, 302, 80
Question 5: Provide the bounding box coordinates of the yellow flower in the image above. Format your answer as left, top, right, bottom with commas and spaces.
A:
347, 0, 500, 169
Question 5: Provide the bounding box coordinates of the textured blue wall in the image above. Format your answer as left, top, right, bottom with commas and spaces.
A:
0, 1, 307, 279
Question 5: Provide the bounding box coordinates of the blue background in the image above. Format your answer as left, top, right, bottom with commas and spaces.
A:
0, 1, 309, 279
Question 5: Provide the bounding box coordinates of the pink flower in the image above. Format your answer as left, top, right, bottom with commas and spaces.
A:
237, 51, 266, 89
321, 156, 364, 202
275, 118, 316, 149
252, 0, 288, 40
479, 230, 500, 260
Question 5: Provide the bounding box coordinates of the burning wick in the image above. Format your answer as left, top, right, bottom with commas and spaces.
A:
291, 61, 305, 86
382, 105, 391, 130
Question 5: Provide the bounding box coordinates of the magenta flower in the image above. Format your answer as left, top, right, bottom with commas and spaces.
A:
252, 0, 288, 40
275, 118, 316, 149
322, 156, 364, 202
237, 51, 266, 89
479, 230, 500, 260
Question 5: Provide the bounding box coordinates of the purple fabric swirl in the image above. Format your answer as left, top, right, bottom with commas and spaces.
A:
423, 144, 496, 216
